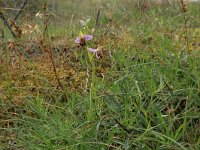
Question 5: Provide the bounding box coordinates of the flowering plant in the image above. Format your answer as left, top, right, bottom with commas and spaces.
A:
74, 18, 102, 60
75, 34, 93, 46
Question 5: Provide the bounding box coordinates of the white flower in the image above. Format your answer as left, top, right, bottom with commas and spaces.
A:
79, 18, 90, 27
35, 11, 44, 19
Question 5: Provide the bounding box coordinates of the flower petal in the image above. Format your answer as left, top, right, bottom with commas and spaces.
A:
79, 20, 86, 26
88, 48, 98, 52
95, 52, 99, 59
86, 18, 91, 23
75, 37, 81, 43
84, 35, 93, 41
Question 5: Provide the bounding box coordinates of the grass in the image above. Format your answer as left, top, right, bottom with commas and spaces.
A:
0, 0, 200, 149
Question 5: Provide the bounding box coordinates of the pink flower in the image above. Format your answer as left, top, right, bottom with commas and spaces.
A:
75, 35, 93, 46
88, 48, 98, 52
88, 48, 99, 59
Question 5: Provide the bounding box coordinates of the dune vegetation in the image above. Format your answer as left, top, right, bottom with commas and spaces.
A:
0, 0, 200, 149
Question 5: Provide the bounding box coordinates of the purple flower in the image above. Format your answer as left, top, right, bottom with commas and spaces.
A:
84, 35, 93, 41
88, 48, 99, 59
88, 48, 98, 52
75, 35, 93, 46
